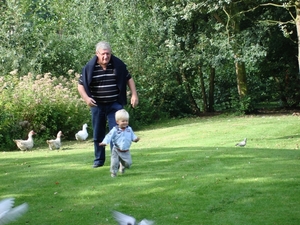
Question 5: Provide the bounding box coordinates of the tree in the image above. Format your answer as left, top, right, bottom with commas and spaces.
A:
255, 0, 300, 107
259, 1, 300, 75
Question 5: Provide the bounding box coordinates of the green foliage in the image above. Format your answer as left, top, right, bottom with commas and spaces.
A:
0, 71, 90, 150
1, 0, 300, 125
230, 95, 255, 115
0, 0, 96, 76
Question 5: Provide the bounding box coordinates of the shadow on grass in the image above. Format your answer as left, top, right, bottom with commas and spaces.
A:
275, 134, 300, 139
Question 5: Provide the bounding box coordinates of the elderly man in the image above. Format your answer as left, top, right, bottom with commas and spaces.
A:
78, 41, 138, 168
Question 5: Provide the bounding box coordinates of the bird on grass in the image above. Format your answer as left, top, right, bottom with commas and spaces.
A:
0, 198, 28, 225
235, 138, 247, 147
75, 124, 88, 141
13, 130, 36, 151
46, 131, 63, 150
113, 211, 154, 225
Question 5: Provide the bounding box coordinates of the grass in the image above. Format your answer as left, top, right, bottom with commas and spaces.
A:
1, 114, 300, 225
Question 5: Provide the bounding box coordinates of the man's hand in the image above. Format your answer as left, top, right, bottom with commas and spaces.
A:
127, 78, 138, 108
131, 95, 139, 108
86, 97, 97, 107
78, 85, 97, 107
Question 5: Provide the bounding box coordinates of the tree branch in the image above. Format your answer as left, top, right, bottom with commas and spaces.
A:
222, 6, 231, 44
212, 13, 225, 25
260, 2, 296, 20
260, 3, 292, 8
258, 19, 295, 25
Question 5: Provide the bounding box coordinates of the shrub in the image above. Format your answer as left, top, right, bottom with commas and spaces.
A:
0, 71, 90, 150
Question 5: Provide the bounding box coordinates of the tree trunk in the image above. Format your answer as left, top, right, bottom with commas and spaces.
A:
224, 2, 248, 98
198, 66, 208, 112
181, 71, 202, 115
295, 3, 300, 76
235, 61, 248, 97
208, 66, 215, 112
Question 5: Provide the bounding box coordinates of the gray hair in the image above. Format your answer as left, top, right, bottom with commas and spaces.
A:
95, 41, 112, 53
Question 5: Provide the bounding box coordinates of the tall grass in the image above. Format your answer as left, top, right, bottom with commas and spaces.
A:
1, 114, 300, 224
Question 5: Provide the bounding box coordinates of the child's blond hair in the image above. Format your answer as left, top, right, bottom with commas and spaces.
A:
115, 109, 129, 121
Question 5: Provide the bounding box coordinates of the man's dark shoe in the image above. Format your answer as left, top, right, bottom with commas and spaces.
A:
93, 164, 103, 168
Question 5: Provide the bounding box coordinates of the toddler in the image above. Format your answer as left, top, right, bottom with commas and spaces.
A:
99, 109, 140, 177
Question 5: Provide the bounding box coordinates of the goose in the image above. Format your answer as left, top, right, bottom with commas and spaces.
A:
235, 138, 247, 147
75, 124, 88, 141
113, 211, 154, 225
13, 130, 36, 151
46, 131, 63, 150
0, 198, 28, 225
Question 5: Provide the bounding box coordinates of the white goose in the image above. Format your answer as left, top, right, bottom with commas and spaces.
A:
13, 130, 36, 151
75, 124, 88, 141
46, 131, 63, 150
0, 198, 28, 225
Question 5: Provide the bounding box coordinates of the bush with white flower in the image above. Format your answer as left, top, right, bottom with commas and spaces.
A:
0, 70, 90, 150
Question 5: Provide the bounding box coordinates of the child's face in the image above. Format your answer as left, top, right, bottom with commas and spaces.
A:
117, 118, 129, 129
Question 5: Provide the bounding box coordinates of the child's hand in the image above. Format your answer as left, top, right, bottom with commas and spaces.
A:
99, 142, 107, 146
133, 137, 140, 143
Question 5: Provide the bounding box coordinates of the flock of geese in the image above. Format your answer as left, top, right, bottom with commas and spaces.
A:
13, 123, 88, 151
13, 124, 247, 151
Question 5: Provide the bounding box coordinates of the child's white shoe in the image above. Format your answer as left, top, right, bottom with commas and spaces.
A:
111, 173, 116, 177
119, 163, 125, 174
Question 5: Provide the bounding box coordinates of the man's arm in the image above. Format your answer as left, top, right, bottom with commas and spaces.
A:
78, 84, 97, 107
127, 78, 138, 108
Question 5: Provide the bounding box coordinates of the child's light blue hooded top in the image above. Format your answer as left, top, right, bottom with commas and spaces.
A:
102, 125, 137, 150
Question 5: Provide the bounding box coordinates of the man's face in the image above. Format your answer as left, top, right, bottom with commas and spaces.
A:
96, 49, 111, 67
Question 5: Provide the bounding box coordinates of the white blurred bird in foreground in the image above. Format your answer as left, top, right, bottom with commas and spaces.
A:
0, 198, 28, 225
113, 211, 154, 225
235, 138, 247, 147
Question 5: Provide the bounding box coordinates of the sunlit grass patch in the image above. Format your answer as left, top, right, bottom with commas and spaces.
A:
1, 115, 300, 224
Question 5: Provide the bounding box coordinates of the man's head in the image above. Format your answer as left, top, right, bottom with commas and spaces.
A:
95, 41, 112, 68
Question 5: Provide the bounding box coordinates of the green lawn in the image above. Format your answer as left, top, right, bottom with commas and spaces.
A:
1, 114, 300, 225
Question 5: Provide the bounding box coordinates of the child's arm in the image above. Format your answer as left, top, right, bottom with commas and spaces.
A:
130, 127, 139, 142
99, 127, 116, 146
